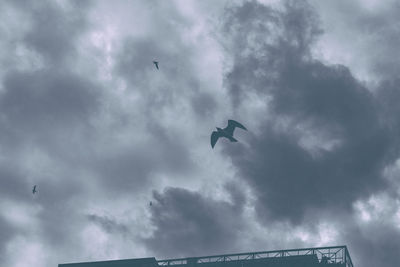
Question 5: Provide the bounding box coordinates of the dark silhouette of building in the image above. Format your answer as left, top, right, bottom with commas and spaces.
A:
59, 245, 354, 267
59, 257, 158, 267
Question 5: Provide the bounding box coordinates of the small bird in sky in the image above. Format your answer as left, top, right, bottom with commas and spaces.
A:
153, 61, 159, 70
211, 119, 247, 148
149, 201, 152, 206
32, 185, 37, 194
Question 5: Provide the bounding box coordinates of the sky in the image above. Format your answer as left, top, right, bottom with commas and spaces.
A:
1, 0, 400, 266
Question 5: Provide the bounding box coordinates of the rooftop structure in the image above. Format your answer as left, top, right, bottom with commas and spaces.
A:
59, 245, 354, 267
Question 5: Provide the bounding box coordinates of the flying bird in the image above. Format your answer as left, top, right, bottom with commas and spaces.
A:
149, 201, 152, 206
32, 185, 37, 194
153, 61, 159, 70
211, 119, 247, 148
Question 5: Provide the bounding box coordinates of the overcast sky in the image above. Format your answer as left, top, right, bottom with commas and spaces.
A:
1, 0, 400, 266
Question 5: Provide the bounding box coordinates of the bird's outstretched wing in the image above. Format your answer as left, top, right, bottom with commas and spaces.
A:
211, 131, 222, 148
224, 119, 247, 135
153, 61, 159, 70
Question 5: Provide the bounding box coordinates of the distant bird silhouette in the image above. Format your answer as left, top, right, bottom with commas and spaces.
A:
32, 185, 37, 194
149, 201, 152, 206
211, 119, 247, 148
153, 61, 159, 70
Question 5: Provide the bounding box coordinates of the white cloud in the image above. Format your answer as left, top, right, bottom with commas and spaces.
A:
0, 200, 42, 230
4, 236, 47, 267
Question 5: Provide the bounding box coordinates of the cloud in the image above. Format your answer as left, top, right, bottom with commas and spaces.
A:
336, 192, 400, 267
87, 214, 130, 236
0, 0, 226, 265
1, 0, 400, 266
219, 0, 393, 226
0, 217, 16, 259
0, 0, 103, 265
22, 0, 92, 65
309, 0, 400, 83
144, 185, 246, 258
217, 1, 400, 266
0, 69, 100, 130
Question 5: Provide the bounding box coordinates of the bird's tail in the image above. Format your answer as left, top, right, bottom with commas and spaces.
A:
228, 136, 238, 142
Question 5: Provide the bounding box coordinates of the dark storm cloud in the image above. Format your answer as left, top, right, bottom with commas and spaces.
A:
145, 185, 246, 258
222, 0, 321, 107
220, 0, 394, 224
219, 1, 400, 263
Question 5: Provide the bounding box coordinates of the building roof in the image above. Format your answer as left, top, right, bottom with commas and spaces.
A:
59, 246, 354, 267
59, 257, 158, 267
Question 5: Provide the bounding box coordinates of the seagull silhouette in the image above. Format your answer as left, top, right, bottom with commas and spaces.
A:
32, 185, 37, 194
211, 119, 247, 148
153, 61, 159, 70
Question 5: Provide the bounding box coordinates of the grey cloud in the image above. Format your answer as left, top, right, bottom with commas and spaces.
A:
145, 185, 246, 258
114, 37, 196, 113
191, 90, 217, 118
1, 70, 99, 125
0, 215, 16, 259
0, 164, 30, 202
310, 0, 400, 81
103, 1, 221, 193
0, 63, 102, 262
339, 216, 400, 267
222, 0, 322, 107
2, 0, 400, 266
22, 0, 92, 65
84, 114, 196, 195
0, 1, 103, 265
0, 69, 102, 159
87, 214, 130, 236
91, 140, 193, 194
0, 2, 203, 264
219, 2, 400, 265
0, 0, 99, 152
113, 13, 217, 120
92, 149, 155, 193
376, 79, 400, 131
220, 0, 393, 224
115, 38, 164, 87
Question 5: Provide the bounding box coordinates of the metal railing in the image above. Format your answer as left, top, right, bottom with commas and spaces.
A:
157, 245, 353, 267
